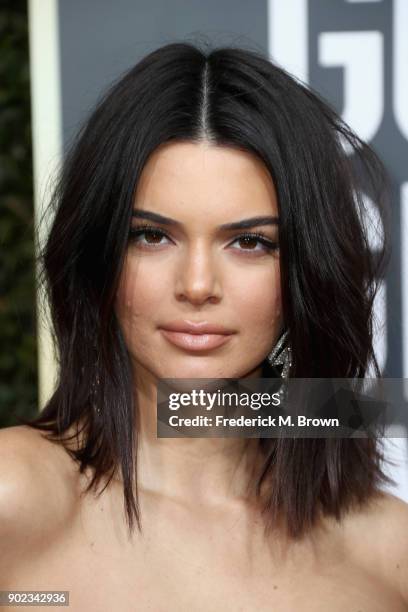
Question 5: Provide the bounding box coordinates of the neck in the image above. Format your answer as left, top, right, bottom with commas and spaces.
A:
132, 362, 268, 507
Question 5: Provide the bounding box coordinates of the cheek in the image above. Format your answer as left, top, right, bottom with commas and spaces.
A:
114, 260, 168, 329
229, 265, 282, 348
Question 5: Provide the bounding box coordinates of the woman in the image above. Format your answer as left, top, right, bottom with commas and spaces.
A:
1, 42, 407, 610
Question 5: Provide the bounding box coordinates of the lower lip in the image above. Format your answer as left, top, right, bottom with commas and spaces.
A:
160, 329, 233, 351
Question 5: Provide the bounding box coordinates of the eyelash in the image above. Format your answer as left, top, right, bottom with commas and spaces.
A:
128, 224, 279, 254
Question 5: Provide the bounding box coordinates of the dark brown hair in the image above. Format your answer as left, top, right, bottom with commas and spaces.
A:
22, 41, 394, 540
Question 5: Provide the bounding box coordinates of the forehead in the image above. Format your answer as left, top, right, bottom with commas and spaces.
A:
134, 141, 279, 221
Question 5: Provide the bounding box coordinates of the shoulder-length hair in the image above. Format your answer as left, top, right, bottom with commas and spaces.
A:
23, 41, 394, 540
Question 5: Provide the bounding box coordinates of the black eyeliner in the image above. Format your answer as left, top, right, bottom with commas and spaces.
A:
128, 224, 279, 251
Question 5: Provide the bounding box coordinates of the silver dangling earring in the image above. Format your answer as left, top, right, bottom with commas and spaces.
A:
267, 329, 292, 404
267, 329, 292, 378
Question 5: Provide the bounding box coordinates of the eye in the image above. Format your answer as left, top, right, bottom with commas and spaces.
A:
128, 225, 279, 254
230, 232, 279, 254
128, 225, 171, 248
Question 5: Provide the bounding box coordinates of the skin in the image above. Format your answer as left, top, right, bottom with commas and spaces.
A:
1, 141, 408, 611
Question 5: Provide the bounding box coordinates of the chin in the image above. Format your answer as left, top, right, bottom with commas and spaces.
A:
155, 360, 236, 380
160, 367, 227, 380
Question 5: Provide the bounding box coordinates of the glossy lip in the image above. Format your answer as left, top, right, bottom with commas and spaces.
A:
160, 329, 233, 351
159, 320, 236, 352
159, 320, 235, 335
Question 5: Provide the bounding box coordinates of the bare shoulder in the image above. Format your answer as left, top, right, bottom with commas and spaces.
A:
0, 424, 80, 543
341, 490, 408, 604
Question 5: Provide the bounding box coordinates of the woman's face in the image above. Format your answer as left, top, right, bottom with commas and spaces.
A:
115, 141, 283, 382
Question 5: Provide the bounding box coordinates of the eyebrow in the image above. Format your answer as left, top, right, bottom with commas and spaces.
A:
132, 209, 279, 230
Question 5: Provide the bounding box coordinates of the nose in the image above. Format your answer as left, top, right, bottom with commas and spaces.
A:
175, 244, 222, 306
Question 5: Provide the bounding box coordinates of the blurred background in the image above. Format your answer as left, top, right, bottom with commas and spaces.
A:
0, 0, 37, 427
1, 0, 407, 498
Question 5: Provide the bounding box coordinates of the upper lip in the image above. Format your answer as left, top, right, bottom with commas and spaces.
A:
159, 320, 235, 335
